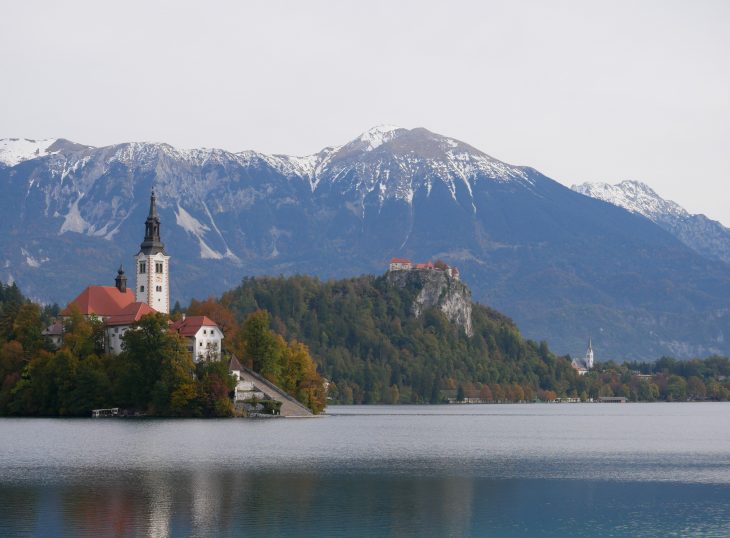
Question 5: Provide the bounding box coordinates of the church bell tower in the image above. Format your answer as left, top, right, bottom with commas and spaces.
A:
586, 337, 594, 369
135, 190, 170, 313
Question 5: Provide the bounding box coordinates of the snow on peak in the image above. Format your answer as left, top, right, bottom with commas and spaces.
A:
0, 138, 58, 166
572, 180, 688, 220
355, 125, 403, 151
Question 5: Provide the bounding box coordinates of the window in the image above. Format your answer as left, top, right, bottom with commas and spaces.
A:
140, 285, 144, 292
203, 329, 207, 335
199, 341, 203, 347
139, 262, 146, 274
156, 262, 163, 273
155, 285, 162, 292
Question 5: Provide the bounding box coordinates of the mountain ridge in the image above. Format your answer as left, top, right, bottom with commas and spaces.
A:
573, 180, 730, 264
1, 127, 729, 360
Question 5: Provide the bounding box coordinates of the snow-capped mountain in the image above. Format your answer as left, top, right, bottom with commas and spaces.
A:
0, 138, 59, 167
573, 180, 730, 264
2, 127, 730, 360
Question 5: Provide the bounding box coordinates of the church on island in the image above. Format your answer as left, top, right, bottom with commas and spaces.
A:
44, 191, 314, 417
47, 191, 223, 362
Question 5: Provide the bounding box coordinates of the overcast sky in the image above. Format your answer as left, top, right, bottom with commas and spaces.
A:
2, 0, 729, 224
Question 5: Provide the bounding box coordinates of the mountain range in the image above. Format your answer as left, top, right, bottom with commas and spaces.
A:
1, 127, 729, 360
572, 180, 730, 265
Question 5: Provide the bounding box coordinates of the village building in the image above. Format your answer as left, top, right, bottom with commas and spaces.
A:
41, 320, 64, 348
572, 338, 595, 375
104, 301, 158, 355
171, 315, 223, 362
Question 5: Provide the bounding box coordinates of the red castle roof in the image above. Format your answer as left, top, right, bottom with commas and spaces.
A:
105, 302, 158, 326
171, 316, 219, 337
390, 257, 412, 264
61, 286, 136, 317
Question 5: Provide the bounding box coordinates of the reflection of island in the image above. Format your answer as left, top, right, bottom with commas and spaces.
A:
3, 467, 728, 535
26, 469, 479, 536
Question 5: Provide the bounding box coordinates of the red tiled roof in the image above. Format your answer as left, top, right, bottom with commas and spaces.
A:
105, 302, 158, 326
415, 261, 434, 269
171, 316, 219, 337
60, 286, 136, 317
390, 257, 411, 264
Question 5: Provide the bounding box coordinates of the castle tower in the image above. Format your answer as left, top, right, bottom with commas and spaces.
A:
586, 337, 594, 369
135, 190, 170, 313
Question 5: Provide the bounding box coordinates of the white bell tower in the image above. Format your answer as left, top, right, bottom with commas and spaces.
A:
135, 190, 170, 314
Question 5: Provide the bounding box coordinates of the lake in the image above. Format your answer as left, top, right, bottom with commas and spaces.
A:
2, 403, 730, 536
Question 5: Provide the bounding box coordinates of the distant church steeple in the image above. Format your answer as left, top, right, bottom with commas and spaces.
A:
586, 337, 594, 369
135, 189, 171, 313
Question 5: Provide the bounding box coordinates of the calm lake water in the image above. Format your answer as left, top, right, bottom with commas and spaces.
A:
2, 403, 730, 537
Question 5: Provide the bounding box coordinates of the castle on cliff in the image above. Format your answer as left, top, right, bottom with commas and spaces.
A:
389, 257, 460, 280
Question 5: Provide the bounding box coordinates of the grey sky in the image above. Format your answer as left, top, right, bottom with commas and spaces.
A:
2, 0, 729, 224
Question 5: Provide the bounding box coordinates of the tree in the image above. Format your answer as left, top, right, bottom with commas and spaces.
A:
196, 359, 236, 417
62, 306, 104, 358
12, 303, 44, 356
665, 375, 687, 402
686, 376, 706, 401
118, 313, 196, 415
241, 310, 282, 382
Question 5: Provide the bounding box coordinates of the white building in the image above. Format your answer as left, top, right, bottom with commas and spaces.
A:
105, 301, 158, 354
171, 315, 224, 362
135, 190, 170, 314
389, 257, 413, 271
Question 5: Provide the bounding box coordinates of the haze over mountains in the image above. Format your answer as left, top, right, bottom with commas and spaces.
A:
1, 127, 729, 360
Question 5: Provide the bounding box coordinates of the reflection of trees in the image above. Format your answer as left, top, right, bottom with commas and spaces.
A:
8, 469, 481, 535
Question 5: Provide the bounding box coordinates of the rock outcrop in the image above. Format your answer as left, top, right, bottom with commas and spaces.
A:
386, 268, 473, 336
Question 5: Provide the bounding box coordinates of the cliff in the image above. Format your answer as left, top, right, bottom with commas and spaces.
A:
385, 268, 473, 336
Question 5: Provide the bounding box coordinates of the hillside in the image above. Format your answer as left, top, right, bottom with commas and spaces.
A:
2, 128, 730, 359
220, 271, 580, 404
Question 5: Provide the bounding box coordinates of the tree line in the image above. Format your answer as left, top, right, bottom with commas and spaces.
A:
2, 276, 729, 413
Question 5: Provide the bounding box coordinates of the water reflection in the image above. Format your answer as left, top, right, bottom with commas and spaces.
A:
3, 405, 730, 536
3, 469, 730, 536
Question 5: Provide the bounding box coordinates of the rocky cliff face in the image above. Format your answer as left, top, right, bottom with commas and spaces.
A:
385, 268, 473, 336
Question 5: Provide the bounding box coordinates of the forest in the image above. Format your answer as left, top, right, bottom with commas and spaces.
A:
212, 274, 730, 404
